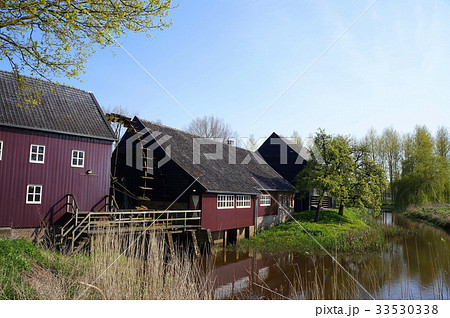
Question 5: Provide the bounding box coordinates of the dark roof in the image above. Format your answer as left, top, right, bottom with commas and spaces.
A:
265, 132, 311, 161
136, 118, 295, 194
0, 70, 116, 141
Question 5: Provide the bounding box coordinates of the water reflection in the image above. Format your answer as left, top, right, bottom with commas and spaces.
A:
205, 213, 450, 299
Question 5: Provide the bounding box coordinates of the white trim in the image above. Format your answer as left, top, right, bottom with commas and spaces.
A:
29, 144, 45, 164
217, 194, 235, 209
0, 141, 3, 161
26, 184, 42, 204
71, 150, 85, 168
260, 194, 271, 206
236, 195, 251, 208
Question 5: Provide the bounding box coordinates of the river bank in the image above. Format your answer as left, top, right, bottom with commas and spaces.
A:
211, 212, 450, 299
401, 204, 450, 232
236, 208, 409, 254
0, 233, 213, 300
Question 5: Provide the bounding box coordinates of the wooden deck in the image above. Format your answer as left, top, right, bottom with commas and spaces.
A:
59, 194, 202, 253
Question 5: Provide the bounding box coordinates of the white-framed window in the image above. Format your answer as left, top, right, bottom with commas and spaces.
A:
260, 194, 271, 206
217, 194, 234, 209
0, 141, 3, 161
279, 195, 284, 207
29, 144, 45, 163
26, 185, 42, 204
71, 150, 85, 167
290, 195, 294, 208
236, 195, 251, 208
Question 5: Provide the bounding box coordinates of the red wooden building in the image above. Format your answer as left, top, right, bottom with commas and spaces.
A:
0, 71, 116, 237
114, 118, 295, 245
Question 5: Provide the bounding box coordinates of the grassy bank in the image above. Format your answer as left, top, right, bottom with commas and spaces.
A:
402, 204, 450, 231
237, 208, 405, 254
0, 232, 213, 300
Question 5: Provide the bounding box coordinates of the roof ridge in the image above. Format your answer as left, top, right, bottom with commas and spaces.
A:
0, 69, 91, 94
135, 117, 295, 192
138, 117, 254, 152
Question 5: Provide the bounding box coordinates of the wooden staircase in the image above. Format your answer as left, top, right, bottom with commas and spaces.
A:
57, 194, 202, 254
309, 195, 332, 210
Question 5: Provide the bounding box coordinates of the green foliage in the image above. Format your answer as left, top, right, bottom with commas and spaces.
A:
394, 126, 450, 208
402, 204, 450, 231
296, 129, 386, 220
380, 127, 402, 196
351, 141, 386, 216
0, 238, 43, 299
0, 0, 173, 79
237, 208, 389, 254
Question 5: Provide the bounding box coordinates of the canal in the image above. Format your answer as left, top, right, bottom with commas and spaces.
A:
205, 213, 450, 299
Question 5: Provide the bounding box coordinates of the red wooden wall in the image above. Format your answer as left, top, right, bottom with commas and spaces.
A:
201, 193, 255, 232
0, 126, 112, 228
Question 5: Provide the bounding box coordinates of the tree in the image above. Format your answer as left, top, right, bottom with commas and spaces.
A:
246, 134, 258, 151
435, 126, 450, 160
327, 135, 355, 216
295, 129, 348, 222
350, 141, 386, 216
380, 127, 402, 200
0, 0, 173, 80
185, 115, 236, 142
291, 130, 302, 146
296, 129, 386, 221
394, 126, 449, 208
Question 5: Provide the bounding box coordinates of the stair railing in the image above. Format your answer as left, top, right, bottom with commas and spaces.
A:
66, 194, 80, 225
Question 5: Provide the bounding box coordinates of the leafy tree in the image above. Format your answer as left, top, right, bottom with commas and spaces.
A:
327, 135, 355, 216
380, 127, 402, 199
364, 127, 381, 165
185, 115, 236, 142
435, 126, 450, 160
0, 0, 173, 79
394, 126, 449, 208
296, 129, 386, 221
296, 129, 346, 222
350, 141, 386, 216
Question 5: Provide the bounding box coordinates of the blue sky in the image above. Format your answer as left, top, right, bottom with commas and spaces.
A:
3, 0, 450, 141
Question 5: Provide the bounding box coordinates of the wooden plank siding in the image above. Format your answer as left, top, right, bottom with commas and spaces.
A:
0, 126, 112, 228
200, 193, 254, 232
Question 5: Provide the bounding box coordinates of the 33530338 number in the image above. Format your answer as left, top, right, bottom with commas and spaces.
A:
375, 304, 438, 315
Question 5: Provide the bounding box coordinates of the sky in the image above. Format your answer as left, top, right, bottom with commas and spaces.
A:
2, 0, 450, 142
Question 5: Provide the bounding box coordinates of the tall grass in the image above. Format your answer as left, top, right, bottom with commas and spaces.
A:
2, 230, 214, 300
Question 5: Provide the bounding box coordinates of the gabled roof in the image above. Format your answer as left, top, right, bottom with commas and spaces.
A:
0, 70, 116, 141
263, 132, 311, 161
136, 118, 295, 195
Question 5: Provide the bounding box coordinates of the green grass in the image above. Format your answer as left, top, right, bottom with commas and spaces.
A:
0, 238, 44, 299
237, 208, 399, 254
402, 204, 450, 231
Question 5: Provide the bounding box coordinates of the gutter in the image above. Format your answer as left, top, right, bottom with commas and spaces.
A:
0, 123, 117, 142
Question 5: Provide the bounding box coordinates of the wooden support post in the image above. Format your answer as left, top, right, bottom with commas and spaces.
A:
166, 232, 175, 259
191, 231, 200, 258
206, 229, 214, 255
223, 230, 228, 249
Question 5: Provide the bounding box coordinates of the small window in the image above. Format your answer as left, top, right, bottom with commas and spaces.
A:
30, 144, 45, 163
236, 195, 251, 208
260, 194, 271, 206
0, 141, 3, 160
279, 195, 284, 208
71, 150, 85, 167
217, 194, 234, 209
290, 195, 294, 208
26, 185, 42, 204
